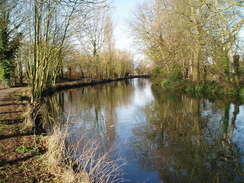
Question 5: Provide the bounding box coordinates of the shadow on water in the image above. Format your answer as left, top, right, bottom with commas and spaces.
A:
39, 79, 244, 183
129, 86, 244, 183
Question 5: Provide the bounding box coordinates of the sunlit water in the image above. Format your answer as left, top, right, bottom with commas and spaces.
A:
46, 79, 244, 183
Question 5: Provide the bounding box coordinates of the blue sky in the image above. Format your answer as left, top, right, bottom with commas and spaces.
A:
112, 0, 142, 55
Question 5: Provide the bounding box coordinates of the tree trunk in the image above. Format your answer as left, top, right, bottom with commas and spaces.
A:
233, 55, 240, 86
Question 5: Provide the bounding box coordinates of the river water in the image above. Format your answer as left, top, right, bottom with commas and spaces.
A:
45, 79, 244, 183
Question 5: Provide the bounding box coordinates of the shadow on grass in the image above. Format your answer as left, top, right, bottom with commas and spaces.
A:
0, 103, 25, 107
0, 119, 24, 125
0, 149, 46, 167
0, 111, 24, 115
0, 131, 34, 140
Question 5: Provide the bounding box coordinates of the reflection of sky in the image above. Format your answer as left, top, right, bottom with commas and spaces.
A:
133, 80, 154, 107
114, 79, 159, 182
115, 79, 154, 143
57, 78, 244, 182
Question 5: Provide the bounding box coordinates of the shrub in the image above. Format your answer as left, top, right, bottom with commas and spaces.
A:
168, 70, 183, 82
160, 70, 183, 89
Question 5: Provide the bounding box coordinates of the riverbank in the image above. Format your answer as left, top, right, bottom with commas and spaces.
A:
43, 75, 149, 96
0, 76, 146, 183
0, 84, 86, 183
155, 78, 244, 102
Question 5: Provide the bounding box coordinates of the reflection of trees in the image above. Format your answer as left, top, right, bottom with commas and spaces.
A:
136, 78, 147, 90
130, 86, 242, 183
53, 80, 134, 146
37, 93, 64, 132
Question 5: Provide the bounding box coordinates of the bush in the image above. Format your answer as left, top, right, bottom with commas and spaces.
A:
168, 70, 183, 82
153, 68, 242, 99
160, 70, 183, 89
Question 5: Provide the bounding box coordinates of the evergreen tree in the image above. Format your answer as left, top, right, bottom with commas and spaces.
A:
0, 0, 22, 85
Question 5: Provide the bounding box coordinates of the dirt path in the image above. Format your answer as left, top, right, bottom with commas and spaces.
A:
0, 87, 28, 123
0, 88, 56, 183
0, 87, 23, 97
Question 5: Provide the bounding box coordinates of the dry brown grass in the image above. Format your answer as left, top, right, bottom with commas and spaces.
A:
45, 125, 126, 183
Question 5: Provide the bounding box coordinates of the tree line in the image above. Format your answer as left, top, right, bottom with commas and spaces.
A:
132, 0, 243, 88
0, 0, 135, 102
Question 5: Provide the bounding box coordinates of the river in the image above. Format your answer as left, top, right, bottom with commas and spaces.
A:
44, 78, 244, 183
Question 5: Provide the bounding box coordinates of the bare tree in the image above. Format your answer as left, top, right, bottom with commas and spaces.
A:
132, 0, 243, 83
21, 0, 107, 102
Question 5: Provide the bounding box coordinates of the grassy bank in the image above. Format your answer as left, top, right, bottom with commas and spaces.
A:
152, 74, 244, 102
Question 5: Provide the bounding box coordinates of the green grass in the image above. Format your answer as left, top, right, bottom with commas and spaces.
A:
15, 145, 39, 154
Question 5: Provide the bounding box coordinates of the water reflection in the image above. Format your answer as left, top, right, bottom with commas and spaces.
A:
131, 87, 243, 182
57, 81, 134, 148
43, 79, 244, 183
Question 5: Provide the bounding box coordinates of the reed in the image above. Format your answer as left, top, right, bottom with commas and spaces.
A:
45, 125, 125, 183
